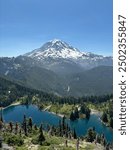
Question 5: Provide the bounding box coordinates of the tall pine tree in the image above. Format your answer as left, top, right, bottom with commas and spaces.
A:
0, 108, 3, 122
38, 124, 45, 145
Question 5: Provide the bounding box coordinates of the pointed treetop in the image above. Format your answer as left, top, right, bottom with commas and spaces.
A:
0, 108, 3, 122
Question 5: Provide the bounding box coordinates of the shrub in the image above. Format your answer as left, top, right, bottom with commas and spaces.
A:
6, 134, 24, 146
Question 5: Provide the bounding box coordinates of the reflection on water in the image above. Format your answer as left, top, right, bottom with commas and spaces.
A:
4, 105, 16, 114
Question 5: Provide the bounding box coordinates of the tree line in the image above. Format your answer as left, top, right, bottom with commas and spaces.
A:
0, 76, 112, 107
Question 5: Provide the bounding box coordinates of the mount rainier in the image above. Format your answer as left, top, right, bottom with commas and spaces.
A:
23, 39, 112, 74
0, 39, 113, 96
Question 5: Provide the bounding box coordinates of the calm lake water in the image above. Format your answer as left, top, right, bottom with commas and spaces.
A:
3, 105, 113, 142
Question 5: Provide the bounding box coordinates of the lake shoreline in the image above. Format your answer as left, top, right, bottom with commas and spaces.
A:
44, 106, 102, 119
48, 111, 64, 118
2, 101, 21, 110
3, 104, 113, 142
3, 103, 102, 119
3, 102, 102, 118
3, 103, 111, 129
91, 109, 103, 116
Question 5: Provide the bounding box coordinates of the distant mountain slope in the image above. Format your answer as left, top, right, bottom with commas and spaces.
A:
65, 66, 113, 96
10, 66, 66, 95
0, 39, 113, 97
0, 76, 59, 107
0, 60, 66, 95
0, 76, 36, 106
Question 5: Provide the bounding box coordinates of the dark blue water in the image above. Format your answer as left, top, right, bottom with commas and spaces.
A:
3, 105, 113, 142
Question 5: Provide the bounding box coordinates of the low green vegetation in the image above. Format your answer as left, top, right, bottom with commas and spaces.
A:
0, 112, 112, 150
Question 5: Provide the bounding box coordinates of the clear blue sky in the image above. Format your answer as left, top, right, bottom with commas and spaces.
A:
0, 0, 113, 57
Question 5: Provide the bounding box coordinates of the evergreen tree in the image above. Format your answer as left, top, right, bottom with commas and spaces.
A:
15, 122, 18, 133
102, 112, 108, 123
39, 124, 43, 132
66, 123, 69, 131
62, 115, 66, 130
28, 117, 33, 130
85, 107, 91, 119
74, 107, 79, 119
0, 108, 3, 122
105, 143, 110, 150
109, 118, 113, 128
86, 128, 96, 142
46, 124, 50, 131
73, 128, 77, 139
65, 139, 68, 147
96, 134, 101, 143
80, 104, 86, 114
59, 120, 62, 136
0, 121, 3, 130
22, 115, 27, 136
38, 124, 45, 145
0, 136, 2, 148
103, 138, 107, 147
70, 111, 76, 121
34, 124, 38, 130
19, 128, 22, 136
9, 122, 13, 132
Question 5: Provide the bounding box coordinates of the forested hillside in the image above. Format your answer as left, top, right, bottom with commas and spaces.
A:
0, 76, 56, 107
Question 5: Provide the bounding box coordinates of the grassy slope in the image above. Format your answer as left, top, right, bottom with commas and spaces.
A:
3, 132, 104, 150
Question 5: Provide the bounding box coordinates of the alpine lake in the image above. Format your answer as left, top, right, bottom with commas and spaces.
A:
3, 104, 113, 143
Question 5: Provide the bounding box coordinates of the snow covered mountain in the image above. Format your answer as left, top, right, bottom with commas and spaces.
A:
24, 39, 84, 59
0, 39, 113, 96
24, 39, 110, 60
24, 39, 112, 74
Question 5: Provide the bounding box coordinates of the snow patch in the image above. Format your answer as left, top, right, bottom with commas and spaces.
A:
67, 86, 70, 92
14, 64, 21, 69
5, 70, 9, 76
